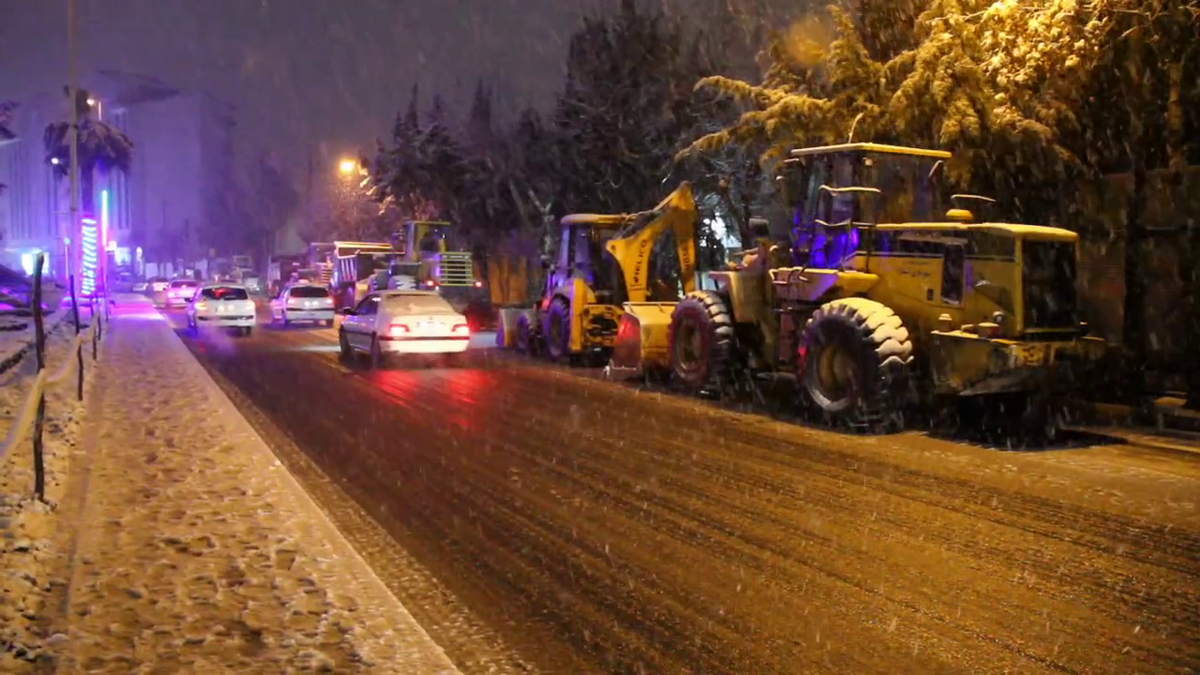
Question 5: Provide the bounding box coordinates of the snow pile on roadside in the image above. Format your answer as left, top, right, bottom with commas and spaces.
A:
51, 312, 458, 673
0, 310, 97, 670
0, 305, 75, 368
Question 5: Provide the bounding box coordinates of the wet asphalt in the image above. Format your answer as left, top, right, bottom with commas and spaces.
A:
163, 306, 1200, 675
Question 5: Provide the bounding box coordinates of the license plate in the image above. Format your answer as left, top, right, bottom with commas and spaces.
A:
418, 321, 437, 330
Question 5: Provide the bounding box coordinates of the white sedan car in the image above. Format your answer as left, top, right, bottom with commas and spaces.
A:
337, 290, 470, 368
164, 278, 200, 308
185, 284, 257, 336
269, 282, 335, 327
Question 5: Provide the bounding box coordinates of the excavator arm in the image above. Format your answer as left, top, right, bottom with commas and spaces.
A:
604, 182, 700, 303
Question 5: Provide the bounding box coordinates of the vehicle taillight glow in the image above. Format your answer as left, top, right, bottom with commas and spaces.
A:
195, 302, 209, 311
452, 323, 469, 334
388, 323, 410, 337
287, 297, 300, 306
473, 280, 483, 288
424, 280, 435, 287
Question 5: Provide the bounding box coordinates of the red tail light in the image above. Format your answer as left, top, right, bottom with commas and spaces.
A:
388, 323, 410, 337
451, 323, 469, 334
424, 280, 435, 287
617, 315, 637, 339
473, 280, 483, 288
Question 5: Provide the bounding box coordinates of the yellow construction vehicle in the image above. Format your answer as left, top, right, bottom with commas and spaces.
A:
610, 142, 1106, 432
496, 183, 700, 364
384, 221, 483, 308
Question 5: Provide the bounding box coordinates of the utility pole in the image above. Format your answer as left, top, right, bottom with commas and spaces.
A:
67, 0, 80, 282
304, 145, 314, 241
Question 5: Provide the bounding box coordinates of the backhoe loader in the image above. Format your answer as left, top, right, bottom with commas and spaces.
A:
611, 142, 1107, 434
495, 182, 700, 365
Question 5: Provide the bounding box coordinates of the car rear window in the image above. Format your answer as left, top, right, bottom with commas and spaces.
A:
384, 293, 454, 313
288, 285, 330, 298
170, 280, 198, 288
200, 286, 249, 301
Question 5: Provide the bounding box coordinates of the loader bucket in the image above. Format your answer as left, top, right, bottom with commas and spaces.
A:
496, 308, 531, 349
605, 302, 677, 379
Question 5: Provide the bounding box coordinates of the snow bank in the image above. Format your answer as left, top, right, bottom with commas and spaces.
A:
0, 306, 100, 670
46, 302, 460, 673
0, 302, 79, 375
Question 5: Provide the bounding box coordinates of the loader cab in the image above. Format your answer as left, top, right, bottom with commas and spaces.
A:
553, 214, 625, 302
392, 221, 451, 262
778, 143, 952, 268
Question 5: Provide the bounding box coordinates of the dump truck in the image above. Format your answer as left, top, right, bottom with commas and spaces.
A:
324, 240, 398, 309
496, 182, 700, 364
608, 142, 1106, 433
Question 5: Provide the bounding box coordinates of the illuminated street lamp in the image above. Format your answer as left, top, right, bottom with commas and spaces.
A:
338, 158, 358, 175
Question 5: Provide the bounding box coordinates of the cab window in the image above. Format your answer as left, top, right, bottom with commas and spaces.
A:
288, 285, 330, 299
355, 295, 380, 315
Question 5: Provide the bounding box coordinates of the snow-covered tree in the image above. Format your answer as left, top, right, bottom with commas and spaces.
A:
247, 153, 300, 260
43, 87, 134, 218
681, 2, 1091, 210
974, 0, 1200, 402
552, 0, 712, 214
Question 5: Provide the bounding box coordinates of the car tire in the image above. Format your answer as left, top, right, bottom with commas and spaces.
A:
338, 329, 353, 363
242, 326, 253, 337
367, 334, 385, 370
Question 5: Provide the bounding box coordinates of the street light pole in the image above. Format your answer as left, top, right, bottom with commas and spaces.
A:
67, 0, 80, 284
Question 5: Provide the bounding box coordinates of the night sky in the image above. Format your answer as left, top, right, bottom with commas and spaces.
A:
0, 0, 804, 176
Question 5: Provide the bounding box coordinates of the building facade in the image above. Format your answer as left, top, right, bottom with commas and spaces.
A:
0, 72, 236, 281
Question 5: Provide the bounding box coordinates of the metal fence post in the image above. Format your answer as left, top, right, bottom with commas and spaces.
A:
90, 295, 98, 360
31, 254, 48, 501
69, 275, 83, 401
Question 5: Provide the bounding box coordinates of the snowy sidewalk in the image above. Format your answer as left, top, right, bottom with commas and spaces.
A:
51, 297, 459, 673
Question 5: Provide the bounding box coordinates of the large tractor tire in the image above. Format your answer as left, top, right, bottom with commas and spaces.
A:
544, 296, 572, 363
799, 297, 913, 431
515, 314, 534, 355
668, 290, 737, 391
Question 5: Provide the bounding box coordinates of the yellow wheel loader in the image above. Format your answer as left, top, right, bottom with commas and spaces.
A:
616, 142, 1107, 433
495, 183, 701, 365
385, 221, 483, 308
